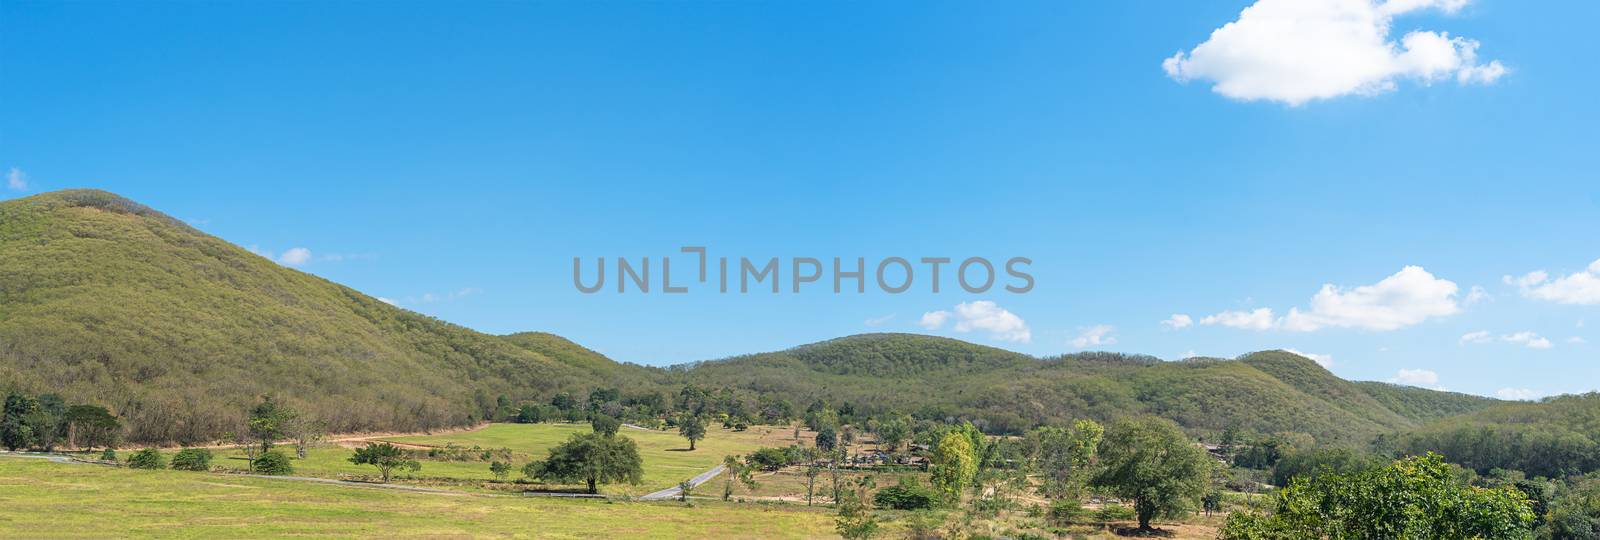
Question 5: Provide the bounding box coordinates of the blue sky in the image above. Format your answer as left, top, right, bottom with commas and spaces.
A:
3, 1, 1598, 400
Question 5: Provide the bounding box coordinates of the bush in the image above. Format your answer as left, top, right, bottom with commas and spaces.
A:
873, 484, 938, 510
253, 450, 294, 475
1047, 500, 1087, 526
99, 448, 116, 462
169, 448, 213, 471
127, 448, 165, 470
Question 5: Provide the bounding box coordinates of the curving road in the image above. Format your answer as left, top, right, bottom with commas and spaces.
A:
639, 464, 726, 500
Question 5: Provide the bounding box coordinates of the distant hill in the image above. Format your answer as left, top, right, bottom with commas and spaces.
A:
0, 189, 1504, 447
0, 190, 654, 443
680, 336, 1498, 444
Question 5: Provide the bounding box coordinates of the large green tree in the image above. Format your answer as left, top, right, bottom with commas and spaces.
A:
1027, 419, 1103, 499
678, 414, 706, 451
930, 431, 978, 503
530, 432, 644, 494
349, 442, 421, 483
1090, 416, 1212, 531
1221, 453, 1535, 539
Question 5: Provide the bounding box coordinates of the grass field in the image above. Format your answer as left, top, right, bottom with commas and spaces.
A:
0, 458, 838, 538
158, 422, 804, 496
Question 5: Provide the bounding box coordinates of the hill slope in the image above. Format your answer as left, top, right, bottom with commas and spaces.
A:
681, 336, 1498, 444
0, 190, 648, 443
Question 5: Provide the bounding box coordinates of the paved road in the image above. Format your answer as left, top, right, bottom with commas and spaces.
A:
639, 464, 726, 500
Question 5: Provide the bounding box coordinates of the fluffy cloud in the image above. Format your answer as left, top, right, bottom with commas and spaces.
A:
1283, 348, 1334, 368
864, 314, 896, 327
6, 168, 26, 191
1072, 325, 1117, 349
376, 297, 398, 306
278, 247, 313, 266
1503, 331, 1553, 349
1282, 266, 1460, 331
1200, 308, 1277, 330
1494, 388, 1541, 401
1506, 258, 1600, 305
1163, 0, 1506, 105
1464, 285, 1490, 305
920, 301, 1031, 343
1390, 368, 1439, 387
1161, 314, 1194, 330
1194, 267, 1459, 332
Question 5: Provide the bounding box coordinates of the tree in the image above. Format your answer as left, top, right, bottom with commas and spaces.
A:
1, 394, 40, 450
531, 432, 644, 494
171, 448, 214, 471
29, 394, 67, 451
247, 397, 293, 454
678, 479, 694, 502
64, 405, 120, 450
678, 415, 706, 451
835, 474, 880, 539
284, 414, 326, 459
816, 425, 838, 453
490, 460, 512, 481
1090, 416, 1212, 531
349, 442, 420, 482
516, 404, 544, 424
722, 454, 757, 500
590, 414, 621, 437
930, 431, 978, 503
127, 448, 165, 469
805, 460, 822, 506
1027, 419, 1102, 499
875, 415, 911, 454
1221, 453, 1535, 539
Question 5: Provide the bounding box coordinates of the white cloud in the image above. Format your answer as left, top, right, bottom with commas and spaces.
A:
1494, 387, 1542, 401
1200, 308, 1277, 330
1507, 258, 1600, 305
1283, 348, 1334, 368
414, 287, 481, 304
864, 314, 896, 327
1459, 330, 1493, 345
377, 297, 398, 306
920, 301, 1031, 343
278, 247, 313, 266
1390, 368, 1440, 387
6, 168, 27, 191
1570, 336, 1587, 344
1281, 266, 1460, 331
1161, 314, 1194, 330
1163, 0, 1506, 106
1071, 325, 1118, 348
1503, 331, 1553, 349
1194, 267, 1460, 333
1179, 350, 1199, 359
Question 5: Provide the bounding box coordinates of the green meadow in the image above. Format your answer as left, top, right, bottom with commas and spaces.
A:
158, 422, 796, 496
0, 458, 837, 539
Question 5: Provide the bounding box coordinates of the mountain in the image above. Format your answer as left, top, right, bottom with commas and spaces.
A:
680, 335, 1498, 445
0, 189, 1501, 448
0, 190, 653, 444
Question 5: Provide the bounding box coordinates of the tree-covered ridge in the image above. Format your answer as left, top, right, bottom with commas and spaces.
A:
1385, 392, 1600, 478
681, 335, 1501, 444
0, 190, 641, 444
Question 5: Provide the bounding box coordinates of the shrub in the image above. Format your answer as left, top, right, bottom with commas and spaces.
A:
99, 448, 116, 462
169, 448, 213, 471
490, 461, 511, 481
127, 448, 165, 470
253, 450, 294, 475
874, 484, 938, 510
1047, 500, 1087, 526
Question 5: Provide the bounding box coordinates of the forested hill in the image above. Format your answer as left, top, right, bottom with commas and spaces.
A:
680, 335, 1499, 445
0, 190, 656, 444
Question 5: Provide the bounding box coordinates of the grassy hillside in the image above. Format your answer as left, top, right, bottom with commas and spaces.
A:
681, 336, 1499, 444
0, 190, 653, 443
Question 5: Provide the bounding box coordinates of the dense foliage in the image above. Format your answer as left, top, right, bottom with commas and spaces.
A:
126, 448, 165, 470
1383, 393, 1600, 478
169, 448, 213, 471
349, 442, 421, 482
1090, 416, 1213, 530
1221, 453, 1535, 539
528, 432, 644, 494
